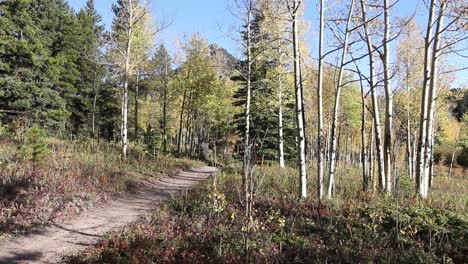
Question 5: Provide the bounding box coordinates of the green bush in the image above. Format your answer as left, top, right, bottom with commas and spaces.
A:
144, 124, 160, 158
20, 126, 50, 164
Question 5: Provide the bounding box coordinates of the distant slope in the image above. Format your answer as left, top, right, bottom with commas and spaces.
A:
209, 44, 239, 79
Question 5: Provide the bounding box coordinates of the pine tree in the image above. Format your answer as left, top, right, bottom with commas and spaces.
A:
0, 0, 67, 130
75, 0, 106, 137
232, 4, 296, 163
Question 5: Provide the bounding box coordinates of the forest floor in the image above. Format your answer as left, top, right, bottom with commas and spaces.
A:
62, 164, 467, 263
0, 166, 217, 264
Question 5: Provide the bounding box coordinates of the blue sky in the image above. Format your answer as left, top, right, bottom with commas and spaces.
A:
68, 0, 422, 56
68, 0, 238, 57
68, 0, 466, 87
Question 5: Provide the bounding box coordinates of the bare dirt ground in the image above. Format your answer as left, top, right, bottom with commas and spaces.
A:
0, 166, 217, 264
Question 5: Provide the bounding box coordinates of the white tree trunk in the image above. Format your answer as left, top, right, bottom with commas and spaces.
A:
412, 134, 417, 178
121, 66, 129, 161
429, 120, 435, 188
162, 66, 168, 152
317, 0, 325, 200
369, 120, 375, 190
177, 89, 187, 153
421, 0, 446, 198
417, 0, 436, 197
134, 69, 140, 139
361, 0, 385, 191
91, 69, 98, 139
383, 0, 393, 193
448, 150, 456, 178
292, 0, 307, 198
120, 0, 137, 162
278, 73, 285, 168
406, 111, 413, 179
327, 0, 354, 199
406, 70, 413, 179
121, 32, 132, 161
326, 111, 331, 167
359, 76, 368, 190
243, 0, 254, 219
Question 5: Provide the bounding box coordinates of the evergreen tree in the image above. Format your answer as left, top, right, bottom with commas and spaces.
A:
75, 0, 106, 137
0, 0, 67, 130
232, 4, 296, 162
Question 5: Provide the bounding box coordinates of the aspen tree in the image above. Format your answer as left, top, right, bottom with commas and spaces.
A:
360, 0, 386, 191
382, 0, 393, 193
290, 0, 308, 198
317, 0, 325, 200
327, 0, 355, 199
420, 0, 447, 198
110, 0, 153, 161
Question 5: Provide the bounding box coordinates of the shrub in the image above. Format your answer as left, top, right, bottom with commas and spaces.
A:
20, 126, 50, 165
0, 136, 202, 236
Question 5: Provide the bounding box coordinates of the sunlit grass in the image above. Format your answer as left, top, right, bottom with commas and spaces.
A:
0, 138, 202, 236
66, 161, 467, 263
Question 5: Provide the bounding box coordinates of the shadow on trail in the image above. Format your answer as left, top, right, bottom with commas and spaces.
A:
0, 251, 42, 264
0, 166, 217, 264
52, 223, 102, 238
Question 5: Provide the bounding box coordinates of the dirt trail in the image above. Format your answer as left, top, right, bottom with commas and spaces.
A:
0, 166, 217, 264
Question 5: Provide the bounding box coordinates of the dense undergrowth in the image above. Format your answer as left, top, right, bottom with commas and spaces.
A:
0, 133, 202, 237
65, 163, 467, 263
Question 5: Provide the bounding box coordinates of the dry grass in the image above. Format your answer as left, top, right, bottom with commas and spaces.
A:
0, 138, 203, 236
65, 162, 467, 263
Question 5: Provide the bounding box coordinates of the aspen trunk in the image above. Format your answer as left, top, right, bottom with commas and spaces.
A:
345, 135, 348, 165
326, 110, 331, 167
406, 116, 414, 178
121, 26, 132, 161
162, 74, 168, 152
417, 0, 436, 197
177, 89, 187, 154
447, 130, 459, 178
361, 0, 385, 191
190, 116, 196, 156
134, 70, 139, 139
299, 55, 307, 161
120, 0, 138, 162
92, 94, 97, 139
406, 71, 413, 178
317, 0, 325, 200
359, 76, 368, 191
383, 0, 393, 193
412, 134, 417, 178
429, 121, 435, 188
278, 73, 285, 168
292, 0, 307, 199
448, 150, 456, 178
184, 96, 193, 154
369, 120, 375, 190
421, 0, 446, 198
393, 136, 401, 193
243, 1, 253, 220
121, 72, 129, 161
327, 0, 354, 199
337, 122, 343, 165
91, 69, 98, 139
